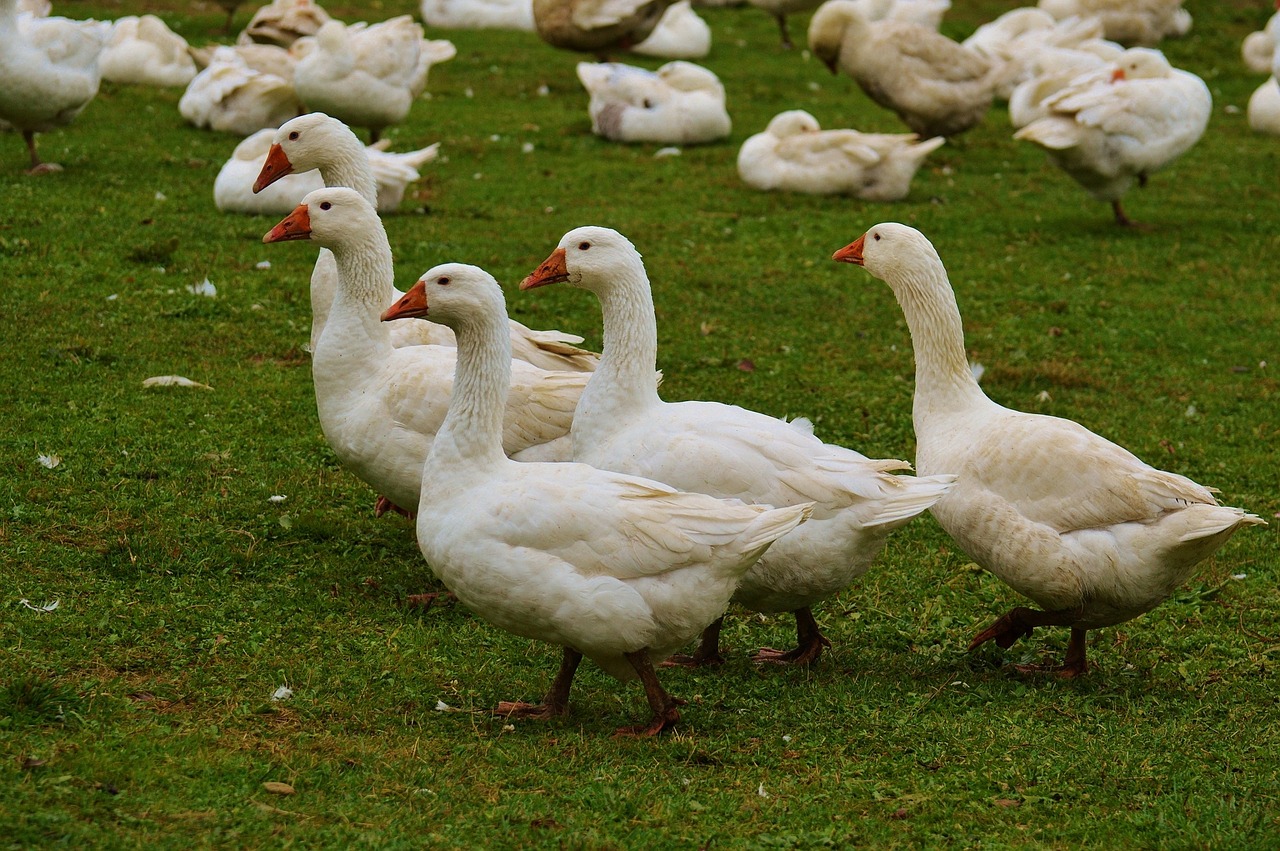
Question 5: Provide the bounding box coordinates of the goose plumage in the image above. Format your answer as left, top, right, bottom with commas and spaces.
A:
237, 0, 330, 48
419, 0, 535, 30
1242, 2, 1280, 75
532, 0, 678, 57
737, 109, 944, 200
253, 112, 600, 372
520, 226, 954, 665
631, 1, 709, 59
382, 261, 812, 735
1013, 47, 1210, 226
833, 222, 1263, 676
100, 14, 197, 88
1248, 76, 1280, 136
261, 188, 590, 514
807, 0, 996, 138
576, 60, 730, 144
178, 44, 300, 135
1037, 0, 1190, 47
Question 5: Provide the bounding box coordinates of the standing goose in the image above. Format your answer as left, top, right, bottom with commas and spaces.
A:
381, 264, 812, 735
262, 188, 589, 515
254, 112, 599, 372
521, 227, 954, 665
833, 222, 1263, 676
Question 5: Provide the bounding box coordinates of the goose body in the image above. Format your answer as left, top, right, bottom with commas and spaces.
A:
293, 17, 455, 141
961, 7, 1104, 101
253, 112, 600, 371
215, 127, 439, 215
576, 60, 730, 144
737, 109, 943, 200
807, 0, 995, 138
1037, 0, 1189, 47
419, 0, 535, 30
100, 14, 196, 87
179, 44, 300, 135
238, 0, 330, 47
1248, 77, 1280, 136
261, 188, 589, 513
1013, 47, 1210, 226
382, 261, 811, 734
532, 0, 678, 56
0, 0, 108, 171
521, 226, 954, 665
1007, 40, 1123, 129
834, 222, 1262, 676
1242, 5, 1280, 75
631, 1, 709, 59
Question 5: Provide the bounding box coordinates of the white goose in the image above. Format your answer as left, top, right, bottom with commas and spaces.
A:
961, 7, 1104, 101
1013, 47, 1210, 227
178, 44, 300, 136
807, 0, 996, 138
253, 112, 599, 371
1248, 76, 1280, 136
1242, 2, 1280, 75
532, 0, 678, 57
631, 1, 710, 59
576, 60, 730, 144
0, 0, 107, 172
261, 188, 589, 515
238, 0, 330, 48
1007, 40, 1123, 129
1037, 0, 1190, 47
737, 109, 944, 200
292, 17, 455, 142
521, 226, 954, 665
100, 15, 197, 88
214, 127, 439, 214
834, 222, 1263, 677
381, 262, 812, 735
419, 0, 535, 30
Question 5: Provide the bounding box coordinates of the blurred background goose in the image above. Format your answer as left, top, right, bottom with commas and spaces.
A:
576, 60, 730, 144
238, 0, 330, 47
179, 44, 301, 135
532, 0, 678, 58
1037, 0, 1189, 47
631, 1, 709, 59
100, 14, 197, 88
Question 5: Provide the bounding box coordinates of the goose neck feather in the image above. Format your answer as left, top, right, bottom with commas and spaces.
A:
432, 298, 512, 469
315, 226, 396, 366
579, 261, 662, 424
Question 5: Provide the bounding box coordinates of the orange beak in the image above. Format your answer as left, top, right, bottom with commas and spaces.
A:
381, 279, 429, 321
520, 247, 570, 291
832, 234, 866, 265
263, 204, 311, 243
253, 143, 294, 193
1110, 68, 1126, 83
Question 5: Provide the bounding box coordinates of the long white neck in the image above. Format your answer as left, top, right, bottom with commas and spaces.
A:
315, 140, 377, 206
314, 229, 395, 369
577, 262, 662, 435
886, 263, 988, 425
432, 308, 510, 469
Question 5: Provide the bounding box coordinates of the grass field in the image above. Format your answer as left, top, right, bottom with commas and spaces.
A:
2, 0, 1278, 846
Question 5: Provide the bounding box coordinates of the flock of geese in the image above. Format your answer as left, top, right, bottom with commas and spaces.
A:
2, 0, 1272, 735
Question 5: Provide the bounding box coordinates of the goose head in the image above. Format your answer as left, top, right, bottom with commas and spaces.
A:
262, 186, 381, 251
766, 109, 822, 137
520, 226, 642, 296
1110, 47, 1172, 83
807, 1, 866, 74
254, 111, 360, 193
832, 222, 943, 292
382, 263, 505, 330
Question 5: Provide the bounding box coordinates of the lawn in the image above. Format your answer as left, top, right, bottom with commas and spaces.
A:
1, 0, 1277, 846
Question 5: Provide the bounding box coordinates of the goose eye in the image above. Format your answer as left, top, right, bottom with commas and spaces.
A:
437, 276, 451, 286
288, 131, 299, 140
320, 201, 332, 211
578, 242, 590, 251
872, 232, 881, 241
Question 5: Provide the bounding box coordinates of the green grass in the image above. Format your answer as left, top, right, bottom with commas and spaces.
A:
2, 0, 1278, 846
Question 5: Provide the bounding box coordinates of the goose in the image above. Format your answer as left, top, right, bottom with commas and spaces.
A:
1013, 47, 1210, 227
961, 7, 1104, 101
100, 14, 197, 88
237, 0, 330, 48
631, 1, 710, 59
1248, 77, 1280, 136
187, 41, 296, 79
520, 226, 954, 666
737, 109, 944, 200
419, 0, 535, 30
531, 0, 678, 58
746, 0, 823, 49
381, 262, 812, 735
850, 0, 949, 29
214, 127, 439, 215
292, 17, 455, 142
807, 0, 996, 138
261, 187, 591, 516
178, 44, 301, 135
0, 0, 108, 172
1007, 40, 1123, 129
253, 112, 599, 372
833, 223, 1263, 677
1037, 0, 1190, 47
576, 60, 730, 144
1242, 2, 1280, 75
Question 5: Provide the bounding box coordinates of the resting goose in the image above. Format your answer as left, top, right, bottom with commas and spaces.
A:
961, 8, 1104, 101
1242, 2, 1280, 75
737, 109, 944, 200
807, 0, 996, 138
215, 127, 439, 214
100, 14, 197, 88
0, 0, 108, 172
1037, 0, 1190, 47
1249, 77, 1280, 136
631, 1, 709, 59
253, 112, 599, 372
532, 0, 678, 58
238, 0, 330, 48
834, 223, 1263, 677
382, 262, 812, 735
1007, 40, 1123, 129
178, 44, 300, 135
1013, 47, 1210, 227
576, 60, 730, 144
261, 188, 589, 515
420, 0, 535, 30
521, 226, 954, 666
